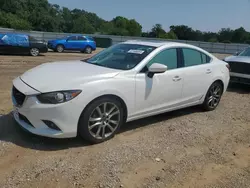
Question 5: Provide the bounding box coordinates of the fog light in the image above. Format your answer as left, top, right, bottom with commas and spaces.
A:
43, 120, 61, 131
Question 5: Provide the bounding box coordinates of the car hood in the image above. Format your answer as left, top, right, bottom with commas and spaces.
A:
20, 60, 121, 93
224, 55, 250, 63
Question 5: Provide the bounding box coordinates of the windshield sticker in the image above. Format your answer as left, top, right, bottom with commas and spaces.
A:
127, 49, 145, 54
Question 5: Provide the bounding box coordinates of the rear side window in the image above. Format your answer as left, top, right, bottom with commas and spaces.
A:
147, 48, 178, 70
201, 53, 211, 63
78, 36, 87, 41
182, 48, 211, 67
67, 36, 77, 41
86, 36, 94, 41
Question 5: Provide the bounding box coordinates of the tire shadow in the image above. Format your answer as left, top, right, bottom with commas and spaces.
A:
227, 82, 250, 94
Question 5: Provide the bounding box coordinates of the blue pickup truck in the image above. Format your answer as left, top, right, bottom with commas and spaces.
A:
47, 35, 96, 54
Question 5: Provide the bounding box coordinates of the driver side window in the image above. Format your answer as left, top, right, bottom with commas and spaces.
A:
147, 48, 178, 70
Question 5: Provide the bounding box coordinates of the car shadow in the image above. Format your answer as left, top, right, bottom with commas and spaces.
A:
0, 106, 202, 151
227, 82, 250, 94
0, 53, 45, 57
49, 50, 85, 54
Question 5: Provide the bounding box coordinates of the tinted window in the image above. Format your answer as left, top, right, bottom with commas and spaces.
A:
147, 48, 178, 70
84, 43, 156, 70
86, 36, 94, 41
78, 36, 86, 41
239, 47, 250, 56
201, 53, 211, 64
183, 48, 205, 67
67, 36, 77, 41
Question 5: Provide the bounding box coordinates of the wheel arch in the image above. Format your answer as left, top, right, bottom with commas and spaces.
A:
77, 94, 128, 133
212, 79, 225, 93
56, 43, 65, 48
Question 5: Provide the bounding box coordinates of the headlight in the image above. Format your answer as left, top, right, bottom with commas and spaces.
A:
37, 90, 82, 104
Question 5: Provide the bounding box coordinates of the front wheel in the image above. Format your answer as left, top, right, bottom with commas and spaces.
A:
30, 48, 40, 56
202, 81, 223, 111
56, 45, 64, 53
78, 97, 124, 144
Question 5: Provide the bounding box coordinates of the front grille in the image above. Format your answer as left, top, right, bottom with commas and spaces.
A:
19, 113, 34, 127
227, 62, 250, 74
12, 86, 26, 106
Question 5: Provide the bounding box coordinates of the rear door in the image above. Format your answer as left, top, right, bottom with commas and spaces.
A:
77, 36, 87, 50
180, 47, 213, 104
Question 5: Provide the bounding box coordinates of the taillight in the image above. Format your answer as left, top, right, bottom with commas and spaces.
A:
226, 64, 230, 71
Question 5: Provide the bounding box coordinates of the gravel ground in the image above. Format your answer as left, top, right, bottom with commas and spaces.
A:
0, 51, 249, 188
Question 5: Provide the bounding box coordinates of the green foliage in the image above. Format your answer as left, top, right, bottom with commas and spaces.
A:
0, 0, 250, 44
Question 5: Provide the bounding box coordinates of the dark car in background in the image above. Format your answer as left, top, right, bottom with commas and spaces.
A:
223, 47, 250, 85
0, 33, 48, 56
47, 35, 96, 54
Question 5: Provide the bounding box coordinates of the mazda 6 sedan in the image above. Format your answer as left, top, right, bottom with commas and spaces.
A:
12, 41, 230, 143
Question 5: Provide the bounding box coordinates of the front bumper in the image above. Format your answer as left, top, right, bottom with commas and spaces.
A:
47, 43, 54, 50
230, 72, 250, 85
12, 77, 80, 138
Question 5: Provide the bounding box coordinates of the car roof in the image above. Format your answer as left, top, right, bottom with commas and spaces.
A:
2, 32, 27, 35
122, 40, 198, 48
67, 34, 91, 37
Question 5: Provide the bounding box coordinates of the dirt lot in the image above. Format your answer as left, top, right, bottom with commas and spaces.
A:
0, 51, 249, 188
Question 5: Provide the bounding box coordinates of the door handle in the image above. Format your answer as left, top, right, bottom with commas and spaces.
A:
206, 69, 212, 74
173, 76, 182, 82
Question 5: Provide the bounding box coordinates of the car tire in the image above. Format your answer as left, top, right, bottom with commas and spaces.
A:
56, 45, 64, 53
30, 48, 40, 56
202, 81, 223, 111
85, 46, 92, 54
78, 96, 124, 144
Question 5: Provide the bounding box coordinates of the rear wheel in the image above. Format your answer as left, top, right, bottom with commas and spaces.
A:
202, 81, 223, 111
30, 48, 40, 56
85, 46, 92, 54
56, 45, 64, 53
78, 97, 124, 144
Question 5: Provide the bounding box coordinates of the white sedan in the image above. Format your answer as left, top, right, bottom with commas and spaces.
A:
12, 41, 230, 143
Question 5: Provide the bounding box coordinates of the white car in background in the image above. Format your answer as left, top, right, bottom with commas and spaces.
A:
223, 46, 250, 85
12, 41, 230, 143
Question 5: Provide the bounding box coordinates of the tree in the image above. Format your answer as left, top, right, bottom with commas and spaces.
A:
170, 25, 194, 40
150, 24, 166, 38
231, 27, 249, 43
218, 28, 233, 43
126, 19, 142, 36
0, 0, 250, 44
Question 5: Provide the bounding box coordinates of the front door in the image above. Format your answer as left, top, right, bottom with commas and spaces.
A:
64, 36, 78, 50
134, 48, 184, 117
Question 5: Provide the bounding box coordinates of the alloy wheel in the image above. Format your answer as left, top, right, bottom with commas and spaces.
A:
207, 83, 222, 108
30, 48, 39, 56
57, 45, 64, 53
85, 47, 92, 54
88, 102, 120, 139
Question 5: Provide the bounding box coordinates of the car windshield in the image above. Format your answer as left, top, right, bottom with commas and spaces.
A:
238, 47, 250, 56
83, 43, 156, 70
29, 36, 39, 42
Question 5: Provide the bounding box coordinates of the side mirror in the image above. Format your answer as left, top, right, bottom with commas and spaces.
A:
147, 63, 168, 78
235, 51, 239, 56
